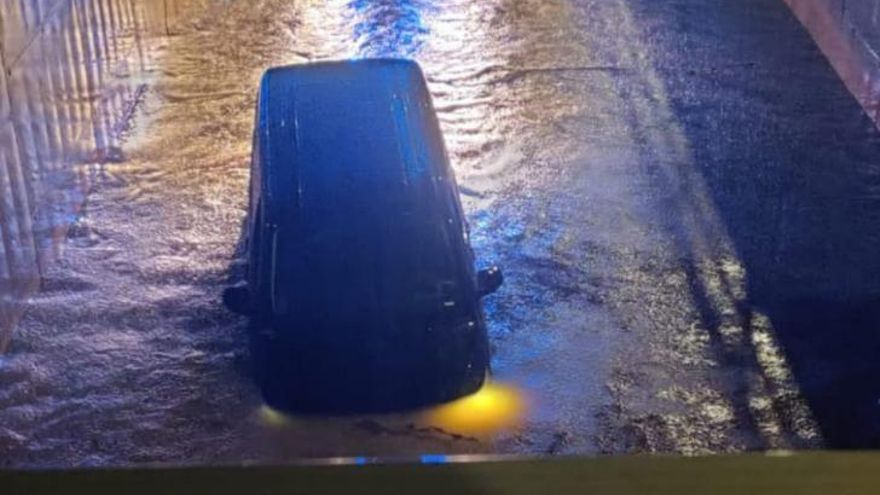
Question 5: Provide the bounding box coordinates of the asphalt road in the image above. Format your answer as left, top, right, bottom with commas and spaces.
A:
1, 0, 879, 467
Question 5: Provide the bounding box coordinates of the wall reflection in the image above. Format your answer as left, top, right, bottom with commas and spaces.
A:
0, 0, 182, 352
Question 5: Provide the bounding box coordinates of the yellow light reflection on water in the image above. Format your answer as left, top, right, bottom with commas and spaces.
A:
256, 380, 528, 436
423, 381, 528, 435
258, 404, 293, 428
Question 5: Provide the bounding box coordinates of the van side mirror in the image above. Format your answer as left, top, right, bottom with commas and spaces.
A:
223, 284, 253, 315
477, 266, 503, 298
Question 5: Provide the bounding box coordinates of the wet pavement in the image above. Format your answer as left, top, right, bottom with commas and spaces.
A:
2, 0, 880, 467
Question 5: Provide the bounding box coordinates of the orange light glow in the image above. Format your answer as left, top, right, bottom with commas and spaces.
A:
256, 380, 528, 435
423, 380, 528, 435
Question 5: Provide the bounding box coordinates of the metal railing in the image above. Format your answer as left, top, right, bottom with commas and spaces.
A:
3, 452, 880, 494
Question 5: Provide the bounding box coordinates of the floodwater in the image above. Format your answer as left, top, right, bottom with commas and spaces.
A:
2, 0, 880, 467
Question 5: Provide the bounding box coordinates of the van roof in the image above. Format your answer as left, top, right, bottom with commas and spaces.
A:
255, 59, 476, 321
258, 59, 456, 227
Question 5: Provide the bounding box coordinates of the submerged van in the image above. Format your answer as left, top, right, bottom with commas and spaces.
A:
224, 59, 503, 413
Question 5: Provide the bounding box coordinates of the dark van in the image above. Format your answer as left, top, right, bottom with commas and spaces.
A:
224, 59, 502, 413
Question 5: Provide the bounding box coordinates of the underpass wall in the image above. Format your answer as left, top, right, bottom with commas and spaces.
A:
785, 0, 880, 126
0, 1, 195, 353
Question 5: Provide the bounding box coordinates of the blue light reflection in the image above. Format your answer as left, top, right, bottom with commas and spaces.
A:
420, 454, 449, 464
348, 0, 432, 57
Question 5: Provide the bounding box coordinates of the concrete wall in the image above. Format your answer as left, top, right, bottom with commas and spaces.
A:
0, 1, 189, 352
785, 0, 880, 126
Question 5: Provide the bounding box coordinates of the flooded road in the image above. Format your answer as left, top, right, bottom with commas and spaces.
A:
2, 0, 880, 467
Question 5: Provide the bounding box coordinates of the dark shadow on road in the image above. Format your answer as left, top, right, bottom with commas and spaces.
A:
625, 0, 880, 448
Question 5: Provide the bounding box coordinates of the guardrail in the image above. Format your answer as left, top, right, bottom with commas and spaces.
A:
3, 453, 880, 494
0, 0, 188, 353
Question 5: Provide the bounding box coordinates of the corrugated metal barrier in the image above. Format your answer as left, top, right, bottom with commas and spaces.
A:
0, 0, 186, 352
